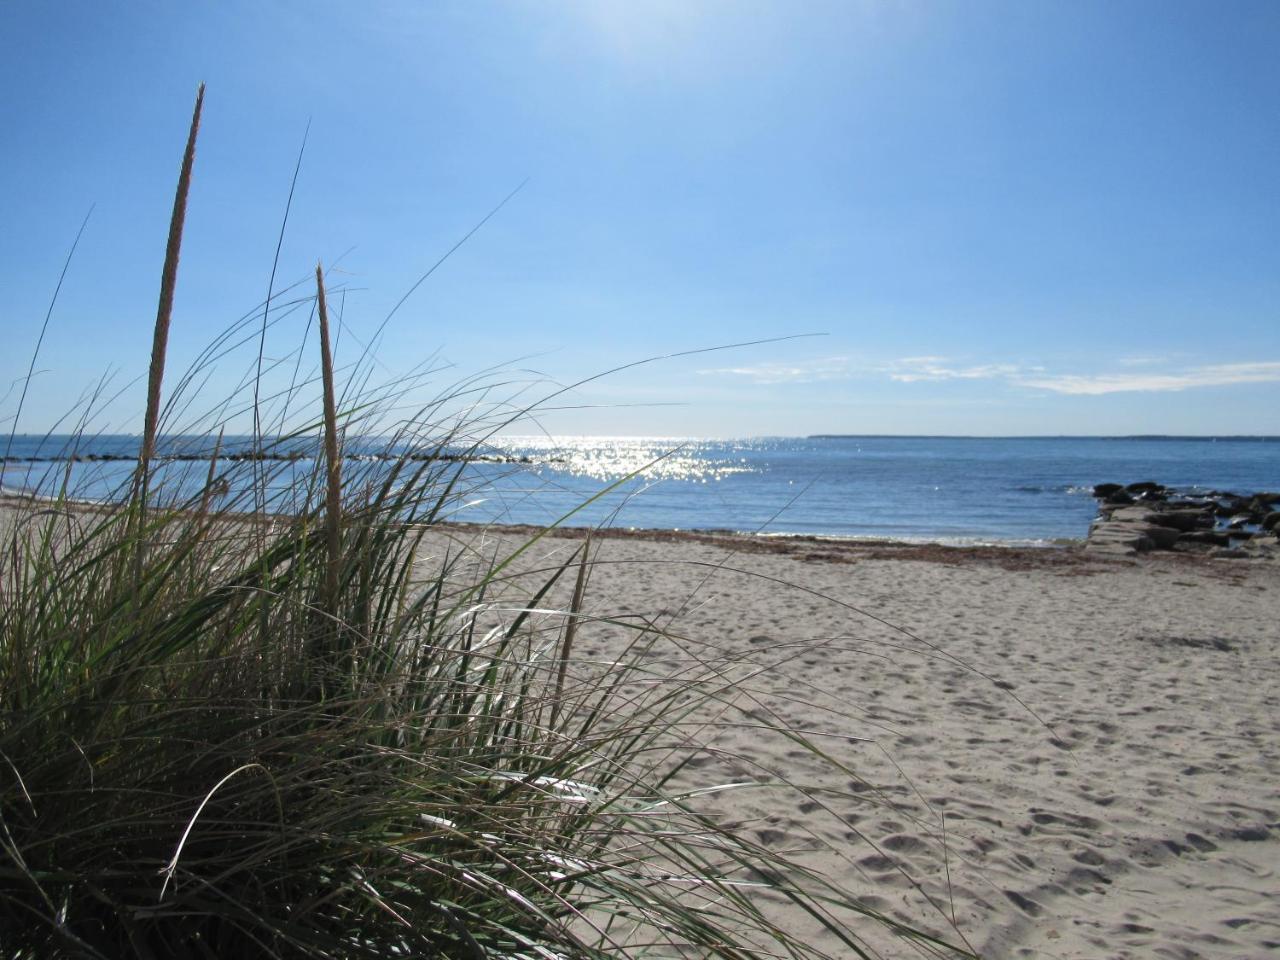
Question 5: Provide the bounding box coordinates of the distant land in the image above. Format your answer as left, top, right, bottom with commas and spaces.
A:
807, 435, 1280, 442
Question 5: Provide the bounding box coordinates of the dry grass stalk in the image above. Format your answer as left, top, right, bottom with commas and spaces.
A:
315, 263, 342, 615
197, 425, 225, 520
138, 83, 205, 492
550, 533, 591, 728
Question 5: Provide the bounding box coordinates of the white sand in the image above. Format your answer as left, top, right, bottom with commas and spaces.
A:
432, 527, 1280, 959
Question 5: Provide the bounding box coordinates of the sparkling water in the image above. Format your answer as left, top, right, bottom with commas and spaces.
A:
4, 434, 1277, 544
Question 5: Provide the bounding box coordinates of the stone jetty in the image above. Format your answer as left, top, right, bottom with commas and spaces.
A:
1086, 482, 1280, 558
1, 451, 558, 465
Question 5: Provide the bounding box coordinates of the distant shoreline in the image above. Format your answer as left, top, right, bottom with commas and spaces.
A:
7, 432, 1280, 443
807, 433, 1280, 441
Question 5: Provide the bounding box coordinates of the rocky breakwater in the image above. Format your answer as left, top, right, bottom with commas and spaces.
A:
1086, 482, 1280, 559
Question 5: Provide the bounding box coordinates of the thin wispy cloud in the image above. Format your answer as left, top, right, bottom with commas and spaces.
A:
887, 357, 1022, 383
697, 356, 853, 384
1015, 362, 1280, 395
889, 355, 1280, 395
1115, 355, 1169, 367
699, 353, 1280, 396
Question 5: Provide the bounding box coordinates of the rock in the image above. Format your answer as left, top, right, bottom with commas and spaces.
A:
1090, 529, 1152, 560
1087, 482, 1280, 553
1142, 525, 1182, 549
1211, 546, 1251, 560
1092, 520, 1178, 549
1105, 506, 1162, 525
1214, 498, 1247, 517
1177, 530, 1230, 547
1241, 538, 1280, 559
1157, 508, 1214, 532
1086, 523, 1154, 555
1125, 481, 1164, 494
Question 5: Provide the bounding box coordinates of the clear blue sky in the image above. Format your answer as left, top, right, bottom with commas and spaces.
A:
3, 1, 1278, 437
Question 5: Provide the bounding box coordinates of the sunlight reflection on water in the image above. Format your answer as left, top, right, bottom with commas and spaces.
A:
490, 436, 758, 483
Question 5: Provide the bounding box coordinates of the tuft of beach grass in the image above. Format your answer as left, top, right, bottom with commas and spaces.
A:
0, 89, 975, 960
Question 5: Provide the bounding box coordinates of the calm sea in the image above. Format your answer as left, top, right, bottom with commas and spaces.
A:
4, 435, 1278, 544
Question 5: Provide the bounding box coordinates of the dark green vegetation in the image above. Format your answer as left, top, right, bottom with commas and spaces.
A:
0, 88, 970, 958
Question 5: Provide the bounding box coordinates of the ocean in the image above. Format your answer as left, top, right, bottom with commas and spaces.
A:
3, 434, 1278, 544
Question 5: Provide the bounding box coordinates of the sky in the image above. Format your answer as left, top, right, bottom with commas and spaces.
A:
2, 0, 1278, 438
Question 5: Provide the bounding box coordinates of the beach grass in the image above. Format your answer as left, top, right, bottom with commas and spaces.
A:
0, 87, 972, 958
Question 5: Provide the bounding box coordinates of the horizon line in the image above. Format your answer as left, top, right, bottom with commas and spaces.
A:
9, 431, 1280, 443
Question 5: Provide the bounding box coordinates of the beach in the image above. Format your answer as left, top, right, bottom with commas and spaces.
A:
4, 485, 1276, 956
433, 525, 1280, 958
8, 5, 1279, 953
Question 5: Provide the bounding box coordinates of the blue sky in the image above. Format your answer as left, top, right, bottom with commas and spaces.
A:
2, 0, 1278, 437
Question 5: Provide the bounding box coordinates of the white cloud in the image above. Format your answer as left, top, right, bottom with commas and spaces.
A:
886, 357, 1022, 383
697, 352, 1280, 396
1115, 355, 1169, 367
696, 356, 852, 384
1013, 362, 1280, 396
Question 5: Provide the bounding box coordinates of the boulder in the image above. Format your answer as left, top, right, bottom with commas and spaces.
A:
1177, 530, 1231, 547
1092, 483, 1124, 498
1126, 481, 1167, 496
1105, 506, 1163, 525
1214, 498, 1247, 517
1086, 522, 1155, 555
1105, 490, 1135, 505
1263, 511, 1280, 532
1142, 524, 1182, 549
1157, 508, 1214, 532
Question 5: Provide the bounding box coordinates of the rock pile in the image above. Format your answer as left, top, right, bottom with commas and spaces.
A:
1086, 482, 1280, 558
0, 452, 553, 465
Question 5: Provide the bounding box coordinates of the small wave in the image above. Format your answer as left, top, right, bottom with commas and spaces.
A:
1016, 483, 1084, 495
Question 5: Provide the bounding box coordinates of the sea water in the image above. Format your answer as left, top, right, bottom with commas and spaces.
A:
3, 435, 1278, 544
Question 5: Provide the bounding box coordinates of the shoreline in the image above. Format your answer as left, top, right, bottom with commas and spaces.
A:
1, 487, 1082, 544
15, 488, 1277, 583
2, 488, 1247, 569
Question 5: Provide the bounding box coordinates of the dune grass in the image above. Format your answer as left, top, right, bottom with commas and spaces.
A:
0, 88, 973, 958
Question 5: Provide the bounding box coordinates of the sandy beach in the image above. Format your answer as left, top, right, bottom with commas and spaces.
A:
429, 526, 1280, 958
7, 5, 1279, 954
